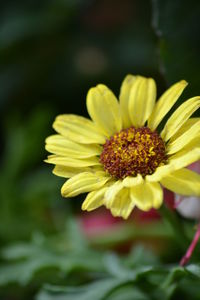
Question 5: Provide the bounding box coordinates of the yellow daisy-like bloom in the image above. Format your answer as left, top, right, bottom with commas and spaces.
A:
45, 75, 200, 219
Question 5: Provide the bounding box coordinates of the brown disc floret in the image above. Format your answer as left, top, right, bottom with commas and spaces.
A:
100, 126, 167, 179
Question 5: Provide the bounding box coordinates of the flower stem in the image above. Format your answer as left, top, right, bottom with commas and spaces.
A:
180, 223, 200, 266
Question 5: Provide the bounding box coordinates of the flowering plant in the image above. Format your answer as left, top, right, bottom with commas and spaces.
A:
46, 75, 200, 220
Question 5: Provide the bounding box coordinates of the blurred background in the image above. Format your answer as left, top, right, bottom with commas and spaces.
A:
0, 1, 200, 299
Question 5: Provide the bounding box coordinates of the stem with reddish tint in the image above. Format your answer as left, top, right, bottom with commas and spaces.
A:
180, 223, 200, 266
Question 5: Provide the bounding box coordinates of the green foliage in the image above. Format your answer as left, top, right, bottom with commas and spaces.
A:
0, 0, 200, 299
0, 107, 66, 241
36, 263, 200, 300
0, 219, 200, 300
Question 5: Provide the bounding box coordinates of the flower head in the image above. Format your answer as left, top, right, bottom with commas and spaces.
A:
45, 75, 200, 219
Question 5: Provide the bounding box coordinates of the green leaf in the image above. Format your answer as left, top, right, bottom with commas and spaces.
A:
106, 285, 148, 300
36, 279, 128, 300
185, 264, 200, 278
1, 242, 42, 260
126, 245, 160, 267
158, 264, 200, 300
103, 252, 132, 278
161, 266, 187, 299
0, 236, 105, 286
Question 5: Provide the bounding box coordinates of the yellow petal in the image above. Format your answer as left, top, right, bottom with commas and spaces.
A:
104, 180, 124, 207
53, 114, 106, 144
82, 187, 108, 211
119, 74, 137, 128
130, 182, 163, 211
161, 168, 200, 196
167, 119, 200, 154
129, 76, 156, 127
53, 165, 88, 178
161, 97, 200, 141
61, 171, 110, 197
53, 165, 101, 178
109, 188, 135, 219
177, 136, 200, 151
147, 145, 200, 182
45, 155, 100, 168
148, 80, 188, 130
86, 84, 122, 137
169, 118, 200, 143
122, 174, 143, 187
45, 134, 102, 158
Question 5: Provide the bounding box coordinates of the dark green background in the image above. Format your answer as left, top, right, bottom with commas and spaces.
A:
0, 1, 200, 299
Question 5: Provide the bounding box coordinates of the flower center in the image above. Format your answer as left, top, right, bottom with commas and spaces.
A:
100, 126, 167, 179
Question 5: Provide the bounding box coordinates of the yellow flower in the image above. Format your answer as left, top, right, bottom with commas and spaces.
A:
45, 75, 200, 219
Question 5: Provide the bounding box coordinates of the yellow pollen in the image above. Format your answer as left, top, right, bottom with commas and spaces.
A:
100, 126, 167, 179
